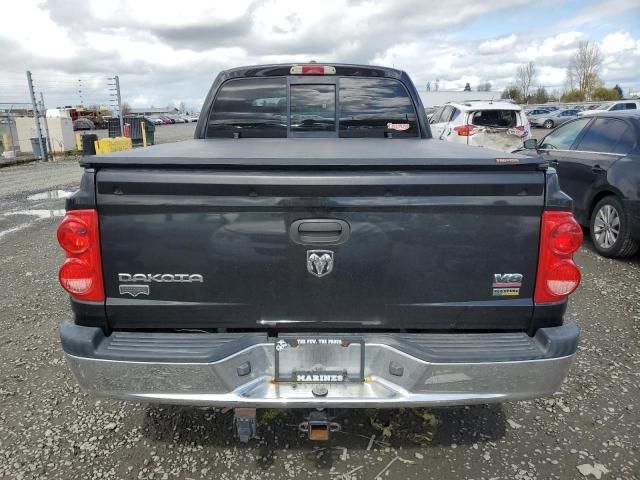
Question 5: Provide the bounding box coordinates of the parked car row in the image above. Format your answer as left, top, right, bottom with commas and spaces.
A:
146, 114, 199, 125
523, 101, 640, 129
579, 100, 639, 116
528, 108, 582, 129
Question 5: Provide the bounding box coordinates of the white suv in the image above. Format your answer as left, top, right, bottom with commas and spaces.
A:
579, 100, 640, 116
429, 101, 530, 153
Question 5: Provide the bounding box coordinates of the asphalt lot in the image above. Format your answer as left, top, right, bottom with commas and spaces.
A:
0, 127, 638, 480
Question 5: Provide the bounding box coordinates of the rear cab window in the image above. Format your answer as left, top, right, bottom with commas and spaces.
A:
339, 78, 418, 137
207, 76, 418, 138
290, 84, 336, 134
207, 78, 287, 138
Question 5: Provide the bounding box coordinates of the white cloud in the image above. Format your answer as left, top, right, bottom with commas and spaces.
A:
517, 32, 585, 62
0, 0, 638, 107
1, 0, 77, 59
478, 34, 517, 54
601, 31, 638, 54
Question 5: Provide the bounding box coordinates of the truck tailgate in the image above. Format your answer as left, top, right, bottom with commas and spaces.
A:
96, 163, 544, 331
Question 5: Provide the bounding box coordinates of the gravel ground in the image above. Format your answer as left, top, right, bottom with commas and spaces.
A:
0, 156, 638, 480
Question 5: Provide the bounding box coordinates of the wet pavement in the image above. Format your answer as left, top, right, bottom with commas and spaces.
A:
0, 159, 638, 480
0, 186, 75, 241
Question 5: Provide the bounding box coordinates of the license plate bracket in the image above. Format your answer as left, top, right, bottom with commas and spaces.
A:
274, 335, 365, 383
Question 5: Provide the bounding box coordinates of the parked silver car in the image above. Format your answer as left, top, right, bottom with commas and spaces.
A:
525, 108, 551, 116
525, 108, 552, 126
530, 108, 581, 129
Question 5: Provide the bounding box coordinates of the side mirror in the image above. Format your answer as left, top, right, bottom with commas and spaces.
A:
523, 138, 538, 149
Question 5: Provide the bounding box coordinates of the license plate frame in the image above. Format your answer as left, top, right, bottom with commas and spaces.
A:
274, 335, 365, 383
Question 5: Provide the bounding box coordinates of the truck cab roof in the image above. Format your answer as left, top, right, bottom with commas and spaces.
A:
219, 63, 406, 79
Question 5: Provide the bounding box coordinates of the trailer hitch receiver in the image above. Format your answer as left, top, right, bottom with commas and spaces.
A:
298, 410, 341, 441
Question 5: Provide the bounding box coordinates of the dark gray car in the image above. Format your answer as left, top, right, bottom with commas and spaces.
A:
531, 108, 581, 129
518, 111, 640, 258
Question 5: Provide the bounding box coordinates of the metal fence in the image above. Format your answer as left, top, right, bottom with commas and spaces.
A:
0, 103, 38, 163
0, 71, 123, 163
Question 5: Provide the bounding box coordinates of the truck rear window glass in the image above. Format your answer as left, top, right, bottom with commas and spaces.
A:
290, 84, 336, 132
470, 110, 518, 128
207, 78, 287, 138
338, 78, 418, 137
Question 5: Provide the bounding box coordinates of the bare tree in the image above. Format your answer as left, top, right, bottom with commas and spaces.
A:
477, 81, 492, 92
121, 102, 132, 115
566, 40, 603, 100
516, 62, 536, 102
564, 66, 576, 91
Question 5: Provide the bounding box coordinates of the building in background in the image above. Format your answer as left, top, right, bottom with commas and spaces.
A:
129, 107, 180, 116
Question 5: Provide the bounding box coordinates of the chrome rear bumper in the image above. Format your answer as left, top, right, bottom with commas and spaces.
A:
61, 322, 579, 408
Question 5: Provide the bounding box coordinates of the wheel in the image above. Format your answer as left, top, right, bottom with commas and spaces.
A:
543, 120, 554, 129
590, 196, 639, 258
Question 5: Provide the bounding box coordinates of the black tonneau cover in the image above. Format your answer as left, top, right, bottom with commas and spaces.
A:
83, 138, 544, 170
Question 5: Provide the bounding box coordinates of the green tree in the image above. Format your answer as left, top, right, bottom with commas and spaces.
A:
531, 87, 549, 104
464, 83, 471, 92
591, 87, 622, 101
613, 84, 623, 99
561, 89, 585, 102
501, 85, 523, 103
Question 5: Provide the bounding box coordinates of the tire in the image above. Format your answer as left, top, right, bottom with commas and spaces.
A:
590, 196, 639, 258
543, 120, 554, 129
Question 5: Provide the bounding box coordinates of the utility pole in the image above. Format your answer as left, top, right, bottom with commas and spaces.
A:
26, 71, 46, 161
108, 75, 124, 136
39, 92, 53, 160
78, 78, 83, 106
115, 75, 123, 136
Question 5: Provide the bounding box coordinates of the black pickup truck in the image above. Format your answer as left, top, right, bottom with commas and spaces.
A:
58, 64, 582, 441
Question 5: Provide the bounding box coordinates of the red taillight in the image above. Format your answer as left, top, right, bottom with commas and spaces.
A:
453, 125, 478, 136
57, 209, 104, 301
290, 65, 336, 75
534, 211, 583, 303
549, 221, 583, 255
57, 217, 90, 254
59, 258, 96, 295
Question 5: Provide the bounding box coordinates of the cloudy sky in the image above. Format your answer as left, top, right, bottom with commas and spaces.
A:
1, 0, 639, 110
